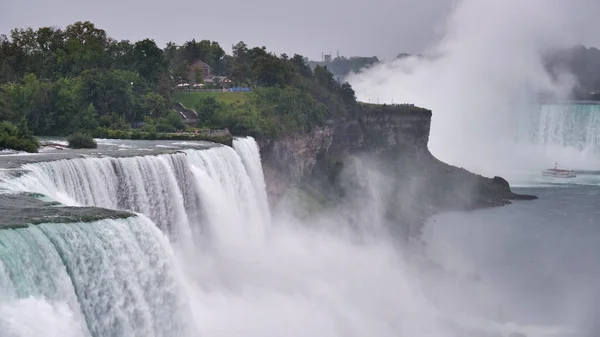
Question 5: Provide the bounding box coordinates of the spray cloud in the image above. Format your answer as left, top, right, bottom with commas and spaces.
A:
350, 0, 600, 178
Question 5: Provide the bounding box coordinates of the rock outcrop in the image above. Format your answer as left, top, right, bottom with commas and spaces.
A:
257, 104, 536, 239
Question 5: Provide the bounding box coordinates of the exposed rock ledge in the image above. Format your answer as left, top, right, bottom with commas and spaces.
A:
257, 104, 536, 239
0, 193, 134, 229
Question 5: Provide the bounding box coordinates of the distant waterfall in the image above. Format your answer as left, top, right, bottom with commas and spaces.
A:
531, 104, 600, 153
0, 216, 196, 337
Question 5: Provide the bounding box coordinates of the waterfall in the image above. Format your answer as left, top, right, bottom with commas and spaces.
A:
0, 137, 510, 337
0, 141, 271, 242
233, 137, 271, 226
532, 104, 600, 153
0, 137, 274, 337
0, 152, 203, 249
0, 216, 197, 337
508, 103, 600, 174
184, 143, 270, 246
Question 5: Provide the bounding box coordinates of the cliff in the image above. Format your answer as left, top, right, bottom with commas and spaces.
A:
258, 103, 535, 239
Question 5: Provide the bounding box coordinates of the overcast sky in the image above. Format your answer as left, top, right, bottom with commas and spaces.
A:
0, 0, 458, 60
3, 0, 600, 61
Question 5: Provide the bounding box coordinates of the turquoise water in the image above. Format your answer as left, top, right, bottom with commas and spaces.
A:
0, 216, 196, 337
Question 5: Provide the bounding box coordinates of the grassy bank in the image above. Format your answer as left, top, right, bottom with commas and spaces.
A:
92, 129, 233, 146
174, 92, 250, 109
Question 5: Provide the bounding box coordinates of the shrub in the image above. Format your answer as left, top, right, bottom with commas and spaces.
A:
67, 132, 97, 149
107, 129, 128, 139
93, 126, 109, 138
156, 123, 176, 133
131, 131, 142, 140
0, 121, 39, 153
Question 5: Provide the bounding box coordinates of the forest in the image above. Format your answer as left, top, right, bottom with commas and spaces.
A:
0, 21, 359, 151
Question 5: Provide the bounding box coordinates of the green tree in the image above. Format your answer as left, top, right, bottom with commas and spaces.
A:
60, 21, 109, 76
105, 39, 135, 70
339, 82, 356, 106
70, 103, 98, 132
0, 120, 39, 152
139, 92, 169, 119
194, 96, 222, 126
133, 39, 166, 85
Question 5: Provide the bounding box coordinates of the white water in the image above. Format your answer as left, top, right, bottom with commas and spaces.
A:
0, 216, 196, 337
0, 136, 567, 337
493, 103, 600, 186
530, 104, 600, 156
0, 298, 83, 337
233, 138, 271, 226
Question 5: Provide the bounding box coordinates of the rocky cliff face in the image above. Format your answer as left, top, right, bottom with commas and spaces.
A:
258, 105, 430, 198
258, 104, 535, 239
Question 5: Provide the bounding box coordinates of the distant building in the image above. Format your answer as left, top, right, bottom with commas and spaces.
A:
189, 60, 212, 83
323, 54, 332, 63
204, 75, 232, 85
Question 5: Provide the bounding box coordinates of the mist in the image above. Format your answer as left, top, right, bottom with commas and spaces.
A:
349, 0, 600, 180
181, 152, 553, 337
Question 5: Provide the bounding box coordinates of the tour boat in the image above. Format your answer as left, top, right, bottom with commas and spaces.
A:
542, 163, 576, 178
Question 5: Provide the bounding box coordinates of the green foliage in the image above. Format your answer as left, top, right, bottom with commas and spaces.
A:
90, 128, 232, 146
139, 92, 169, 119
70, 103, 98, 132
67, 132, 97, 149
0, 120, 39, 152
1, 21, 362, 142
0, 21, 173, 137
132, 39, 166, 85
174, 92, 249, 108
194, 96, 222, 126
156, 123, 176, 133
308, 56, 379, 79
157, 110, 184, 132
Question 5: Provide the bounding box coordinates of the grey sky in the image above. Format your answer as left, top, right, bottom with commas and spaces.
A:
0, 0, 455, 60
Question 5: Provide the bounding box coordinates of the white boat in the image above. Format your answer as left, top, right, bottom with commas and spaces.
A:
542, 163, 576, 178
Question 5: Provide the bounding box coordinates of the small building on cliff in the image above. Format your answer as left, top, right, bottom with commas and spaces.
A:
184, 60, 232, 88
189, 60, 211, 79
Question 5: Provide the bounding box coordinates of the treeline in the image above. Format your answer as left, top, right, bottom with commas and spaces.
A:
308, 56, 379, 80
207, 43, 357, 137
0, 21, 359, 150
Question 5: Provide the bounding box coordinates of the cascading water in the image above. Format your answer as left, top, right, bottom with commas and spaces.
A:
184, 143, 270, 243
0, 153, 200, 246
530, 104, 600, 155
0, 216, 197, 337
505, 103, 600, 183
233, 137, 271, 226
0, 136, 535, 337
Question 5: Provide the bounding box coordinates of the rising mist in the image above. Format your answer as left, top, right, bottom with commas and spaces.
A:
349, 0, 600, 179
